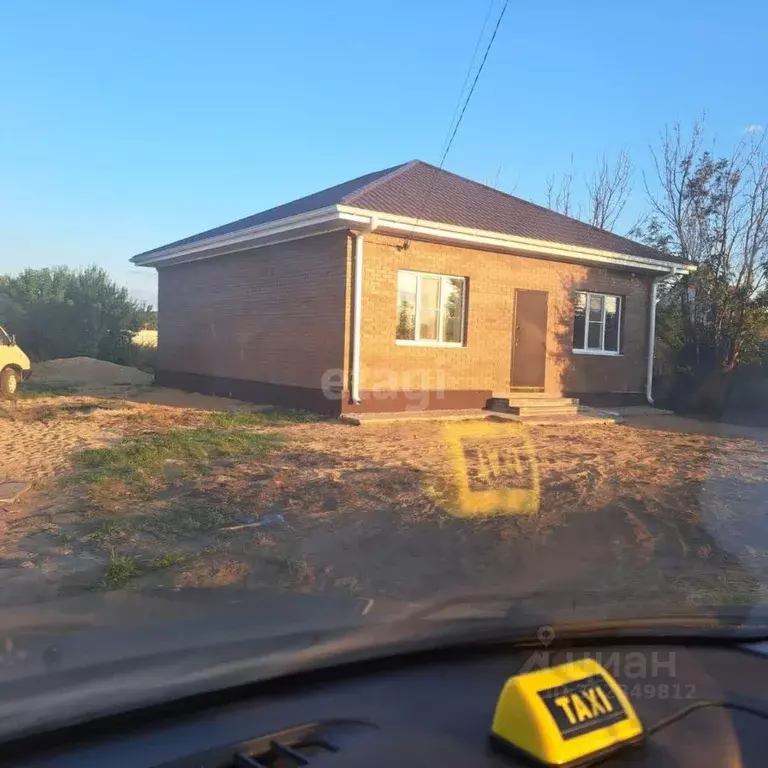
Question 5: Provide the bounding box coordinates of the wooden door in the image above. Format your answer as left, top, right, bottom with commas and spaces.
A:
511, 289, 548, 389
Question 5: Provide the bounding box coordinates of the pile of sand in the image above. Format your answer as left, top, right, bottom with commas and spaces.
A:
33, 357, 152, 389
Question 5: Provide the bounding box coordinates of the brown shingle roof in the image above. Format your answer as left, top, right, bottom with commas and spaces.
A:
134, 160, 683, 264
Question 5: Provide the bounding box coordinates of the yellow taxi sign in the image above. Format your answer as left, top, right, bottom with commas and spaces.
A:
490, 658, 643, 767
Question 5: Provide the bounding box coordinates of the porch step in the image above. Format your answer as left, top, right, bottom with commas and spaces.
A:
487, 394, 580, 418
508, 404, 580, 416
497, 412, 618, 426
492, 391, 579, 404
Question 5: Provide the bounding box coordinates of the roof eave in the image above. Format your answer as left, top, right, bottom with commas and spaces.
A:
130, 205, 345, 266
337, 206, 695, 275
131, 203, 695, 275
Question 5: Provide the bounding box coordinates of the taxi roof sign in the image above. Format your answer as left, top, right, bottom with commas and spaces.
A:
490, 657, 643, 767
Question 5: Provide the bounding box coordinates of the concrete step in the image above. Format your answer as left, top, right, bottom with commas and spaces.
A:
487, 396, 580, 415
491, 393, 579, 403
514, 412, 617, 426
508, 404, 580, 417
508, 399, 579, 408
497, 391, 579, 403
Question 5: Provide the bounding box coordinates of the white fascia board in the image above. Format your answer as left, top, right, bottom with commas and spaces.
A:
131, 201, 695, 275
130, 206, 345, 266
336, 205, 695, 275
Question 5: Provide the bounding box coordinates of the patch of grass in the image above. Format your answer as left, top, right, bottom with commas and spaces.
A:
203, 537, 231, 555
71, 427, 281, 493
88, 517, 136, 545
83, 476, 135, 506
104, 552, 140, 588
175, 504, 239, 532
209, 409, 320, 428
149, 551, 187, 569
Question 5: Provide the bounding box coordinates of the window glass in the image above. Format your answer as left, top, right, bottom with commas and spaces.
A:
441, 277, 464, 343
573, 291, 621, 353
587, 322, 602, 349
572, 293, 586, 349
604, 295, 620, 352
588, 294, 604, 322
396, 271, 466, 344
395, 272, 417, 340
418, 276, 440, 340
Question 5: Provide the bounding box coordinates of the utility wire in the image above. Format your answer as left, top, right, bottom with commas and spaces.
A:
436, 0, 509, 171
404, 0, 510, 248
437, 0, 497, 163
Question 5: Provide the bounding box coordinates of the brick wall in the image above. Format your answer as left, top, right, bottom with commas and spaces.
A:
157, 231, 348, 391
347, 232, 652, 404
156, 228, 653, 413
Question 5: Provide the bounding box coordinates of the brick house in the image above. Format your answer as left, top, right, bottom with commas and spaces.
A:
131, 161, 691, 416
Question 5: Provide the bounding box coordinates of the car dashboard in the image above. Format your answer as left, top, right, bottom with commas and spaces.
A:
9, 638, 768, 768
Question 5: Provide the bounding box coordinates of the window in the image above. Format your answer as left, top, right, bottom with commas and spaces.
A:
572, 291, 621, 354
396, 271, 466, 345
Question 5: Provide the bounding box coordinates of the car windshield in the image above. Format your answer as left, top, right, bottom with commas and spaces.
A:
1, 0, 767, 698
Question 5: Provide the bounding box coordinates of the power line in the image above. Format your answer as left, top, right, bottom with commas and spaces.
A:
438, 0, 497, 164
404, 0, 510, 248
437, 0, 509, 170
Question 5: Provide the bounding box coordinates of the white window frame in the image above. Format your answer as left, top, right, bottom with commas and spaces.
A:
395, 270, 466, 347
572, 291, 622, 356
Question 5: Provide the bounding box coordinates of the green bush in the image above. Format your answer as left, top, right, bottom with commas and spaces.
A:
0, 266, 156, 363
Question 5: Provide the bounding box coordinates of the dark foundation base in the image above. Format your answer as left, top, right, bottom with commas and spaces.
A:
154, 370, 342, 416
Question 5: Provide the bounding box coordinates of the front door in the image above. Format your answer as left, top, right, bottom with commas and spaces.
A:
511, 289, 548, 389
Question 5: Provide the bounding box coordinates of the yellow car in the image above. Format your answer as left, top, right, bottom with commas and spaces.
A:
0, 325, 31, 396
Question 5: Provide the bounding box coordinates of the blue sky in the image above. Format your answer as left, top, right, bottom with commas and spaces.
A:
1, 0, 765, 305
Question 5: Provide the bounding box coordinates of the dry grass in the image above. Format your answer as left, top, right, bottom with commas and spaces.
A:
2, 387, 767, 610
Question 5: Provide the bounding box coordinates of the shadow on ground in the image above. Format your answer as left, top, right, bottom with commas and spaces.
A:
5, 423, 764, 620
623, 413, 768, 444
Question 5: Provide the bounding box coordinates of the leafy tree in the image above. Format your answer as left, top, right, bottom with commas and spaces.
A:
633, 121, 768, 374
0, 266, 153, 363
135, 304, 158, 330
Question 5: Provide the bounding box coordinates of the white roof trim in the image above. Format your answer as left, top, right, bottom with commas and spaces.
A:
132, 203, 694, 274
337, 206, 694, 274
130, 206, 344, 265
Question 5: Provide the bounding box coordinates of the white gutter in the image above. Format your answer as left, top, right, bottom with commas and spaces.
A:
337, 206, 695, 276
133, 203, 694, 275
646, 268, 677, 405
131, 206, 342, 265
350, 218, 378, 404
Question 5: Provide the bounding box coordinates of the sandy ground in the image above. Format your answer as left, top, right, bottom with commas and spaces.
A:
0, 404, 122, 484
1, 362, 767, 613
32, 357, 152, 395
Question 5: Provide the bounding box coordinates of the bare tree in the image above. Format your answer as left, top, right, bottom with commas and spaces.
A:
586, 148, 632, 230
639, 120, 768, 370
546, 155, 575, 217
546, 151, 632, 231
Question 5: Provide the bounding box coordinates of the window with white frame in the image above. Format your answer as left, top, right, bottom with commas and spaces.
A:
572, 291, 622, 353
395, 271, 466, 345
